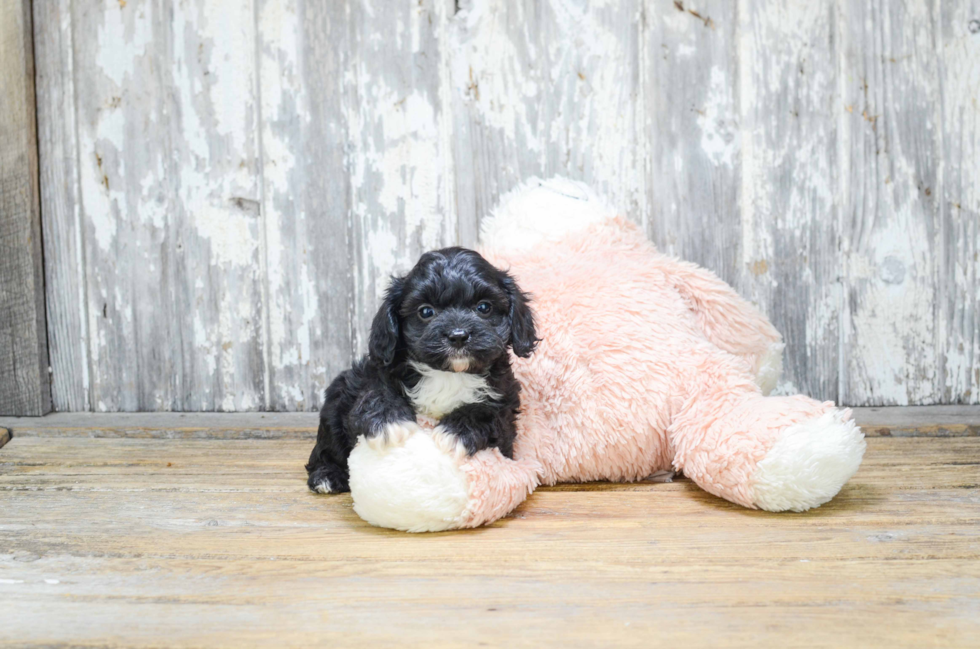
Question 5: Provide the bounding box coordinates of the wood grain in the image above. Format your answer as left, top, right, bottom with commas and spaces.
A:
256, 0, 355, 410
0, 435, 977, 647
346, 0, 457, 358
937, 0, 980, 404
644, 0, 740, 282
0, 0, 51, 417
736, 0, 841, 401
0, 412, 317, 440
32, 0, 88, 412
44, 0, 269, 411
450, 0, 646, 236
839, 0, 944, 405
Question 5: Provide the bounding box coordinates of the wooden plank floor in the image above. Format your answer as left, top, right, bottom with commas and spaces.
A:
0, 422, 978, 647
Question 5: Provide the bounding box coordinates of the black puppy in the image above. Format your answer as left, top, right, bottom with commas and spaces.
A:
305, 247, 538, 494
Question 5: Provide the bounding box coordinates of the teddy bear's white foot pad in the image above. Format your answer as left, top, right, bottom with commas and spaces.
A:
479, 177, 616, 252
750, 409, 866, 512
348, 425, 470, 533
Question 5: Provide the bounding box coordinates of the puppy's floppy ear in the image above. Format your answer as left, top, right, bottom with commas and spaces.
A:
369, 275, 406, 366
501, 272, 538, 358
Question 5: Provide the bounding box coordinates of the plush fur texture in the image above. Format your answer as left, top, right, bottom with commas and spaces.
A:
305, 247, 536, 494
348, 423, 471, 533
479, 177, 615, 253
346, 177, 866, 532
349, 419, 543, 532
750, 409, 866, 512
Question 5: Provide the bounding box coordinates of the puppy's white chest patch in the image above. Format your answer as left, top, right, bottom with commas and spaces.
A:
405, 362, 500, 419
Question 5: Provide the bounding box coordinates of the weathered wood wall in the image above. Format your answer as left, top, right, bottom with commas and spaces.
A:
1, 0, 51, 416
32, 0, 980, 411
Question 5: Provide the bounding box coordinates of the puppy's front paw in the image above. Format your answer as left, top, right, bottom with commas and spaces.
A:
364, 421, 422, 452
311, 479, 335, 494
430, 425, 469, 461
307, 465, 349, 494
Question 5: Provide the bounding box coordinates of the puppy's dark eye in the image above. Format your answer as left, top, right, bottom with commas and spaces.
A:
476, 301, 492, 315
418, 305, 435, 320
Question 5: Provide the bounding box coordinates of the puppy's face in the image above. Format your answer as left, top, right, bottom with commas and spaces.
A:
369, 248, 537, 373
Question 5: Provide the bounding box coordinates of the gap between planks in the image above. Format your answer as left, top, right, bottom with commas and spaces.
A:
0, 406, 978, 442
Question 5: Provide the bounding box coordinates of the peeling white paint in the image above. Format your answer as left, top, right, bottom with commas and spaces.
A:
451, 0, 645, 223
450, 1, 541, 150
95, 3, 152, 87
200, 0, 254, 147
347, 4, 456, 357
697, 66, 738, 168
190, 205, 259, 267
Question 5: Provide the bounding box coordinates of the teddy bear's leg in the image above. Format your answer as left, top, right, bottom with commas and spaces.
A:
348, 425, 540, 532
457, 447, 541, 528
668, 350, 865, 512
479, 177, 616, 254
659, 257, 785, 394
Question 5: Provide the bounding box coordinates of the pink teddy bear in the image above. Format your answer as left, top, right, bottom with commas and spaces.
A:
348, 177, 865, 532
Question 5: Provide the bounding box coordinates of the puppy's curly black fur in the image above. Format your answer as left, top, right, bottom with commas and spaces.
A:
305, 247, 538, 493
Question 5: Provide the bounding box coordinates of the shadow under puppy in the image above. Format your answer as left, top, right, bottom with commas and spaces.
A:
306, 247, 538, 493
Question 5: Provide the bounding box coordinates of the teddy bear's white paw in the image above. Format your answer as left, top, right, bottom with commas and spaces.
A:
479, 176, 616, 252
349, 426, 471, 533
750, 409, 866, 512
753, 341, 785, 396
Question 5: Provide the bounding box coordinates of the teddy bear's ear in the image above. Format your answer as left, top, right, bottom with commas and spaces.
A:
502, 273, 538, 358
369, 275, 406, 366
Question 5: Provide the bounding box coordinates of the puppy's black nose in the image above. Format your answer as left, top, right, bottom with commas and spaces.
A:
447, 329, 470, 347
